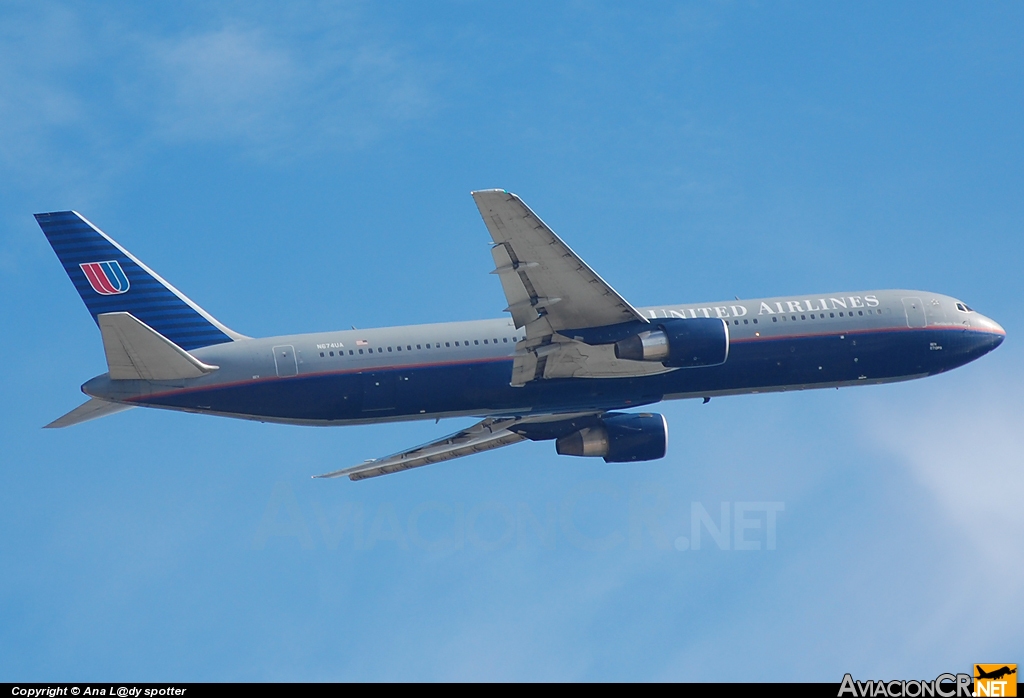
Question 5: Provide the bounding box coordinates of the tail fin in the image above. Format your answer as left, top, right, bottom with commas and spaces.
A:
35, 211, 244, 351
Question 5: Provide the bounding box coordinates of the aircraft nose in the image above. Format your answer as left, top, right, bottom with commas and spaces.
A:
972, 313, 1005, 351
974, 313, 1005, 336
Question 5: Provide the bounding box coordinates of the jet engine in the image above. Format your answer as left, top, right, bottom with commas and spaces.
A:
555, 412, 668, 463
613, 317, 729, 368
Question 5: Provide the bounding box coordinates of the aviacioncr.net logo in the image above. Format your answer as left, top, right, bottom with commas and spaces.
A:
838, 673, 973, 698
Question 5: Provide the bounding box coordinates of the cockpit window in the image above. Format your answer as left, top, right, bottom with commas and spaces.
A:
955, 302, 974, 312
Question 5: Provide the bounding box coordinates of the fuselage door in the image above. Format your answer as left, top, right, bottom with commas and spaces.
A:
273, 345, 298, 377
902, 298, 927, 328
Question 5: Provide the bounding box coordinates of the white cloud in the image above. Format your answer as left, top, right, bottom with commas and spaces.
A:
0, 4, 438, 191
140, 18, 435, 155
0, 5, 105, 189
862, 361, 1024, 657
150, 27, 297, 144
868, 369, 1024, 580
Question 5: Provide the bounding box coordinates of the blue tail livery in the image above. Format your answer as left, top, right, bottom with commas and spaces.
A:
35, 211, 243, 351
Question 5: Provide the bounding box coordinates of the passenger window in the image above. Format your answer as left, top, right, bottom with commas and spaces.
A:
801, 315, 805, 320
397, 346, 401, 351
753, 319, 758, 324
349, 350, 354, 355
858, 311, 863, 316
792, 316, 797, 321
446, 342, 450, 347
743, 319, 749, 324
320, 352, 325, 357
733, 320, 739, 325
830, 313, 835, 318
503, 337, 508, 342
358, 349, 364, 354
475, 340, 480, 345
388, 347, 393, 352
330, 351, 334, 356
493, 338, 498, 343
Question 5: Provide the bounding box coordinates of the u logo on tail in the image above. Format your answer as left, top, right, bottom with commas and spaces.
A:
80, 260, 130, 295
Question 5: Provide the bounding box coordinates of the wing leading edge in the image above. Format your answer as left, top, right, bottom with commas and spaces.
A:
314, 412, 601, 481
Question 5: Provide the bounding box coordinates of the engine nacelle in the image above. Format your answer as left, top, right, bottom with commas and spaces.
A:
555, 413, 668, 463
613, 317, 729, 368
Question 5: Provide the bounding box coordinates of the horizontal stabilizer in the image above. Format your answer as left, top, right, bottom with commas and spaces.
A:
99, 312, 219, 380
45, 398, 135, 428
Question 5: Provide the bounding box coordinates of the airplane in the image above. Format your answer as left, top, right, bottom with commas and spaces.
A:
36, 190, 1005, 480
975, 666, 1016, 681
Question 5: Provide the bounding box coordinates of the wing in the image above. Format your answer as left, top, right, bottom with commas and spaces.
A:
472, 190, 662, 386
472, 190, 646, 331
314, 412, 599, 481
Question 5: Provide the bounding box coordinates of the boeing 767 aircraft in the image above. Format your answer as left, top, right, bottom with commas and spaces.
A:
37, 190, 1005, 480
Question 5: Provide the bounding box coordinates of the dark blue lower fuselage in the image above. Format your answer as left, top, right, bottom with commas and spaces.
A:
115, 325, 1002, 425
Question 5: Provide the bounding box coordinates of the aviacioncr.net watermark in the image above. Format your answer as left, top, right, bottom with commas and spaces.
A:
250, 480, 784, 554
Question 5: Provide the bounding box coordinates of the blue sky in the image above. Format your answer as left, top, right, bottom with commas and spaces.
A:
2, 1, 1022, 681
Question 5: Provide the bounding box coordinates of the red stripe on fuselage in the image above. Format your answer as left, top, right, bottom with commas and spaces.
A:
127, 325, 1000, 404
730, 323, 1004, 343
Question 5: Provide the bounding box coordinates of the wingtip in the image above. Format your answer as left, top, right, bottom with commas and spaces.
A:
314, 458, 384, 481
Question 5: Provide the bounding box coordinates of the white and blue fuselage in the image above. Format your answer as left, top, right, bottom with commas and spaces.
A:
84, 290, 1004, 425
36, 194, 1004, 480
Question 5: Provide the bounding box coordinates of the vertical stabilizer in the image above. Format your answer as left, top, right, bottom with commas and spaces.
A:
35, 211, 244, 351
